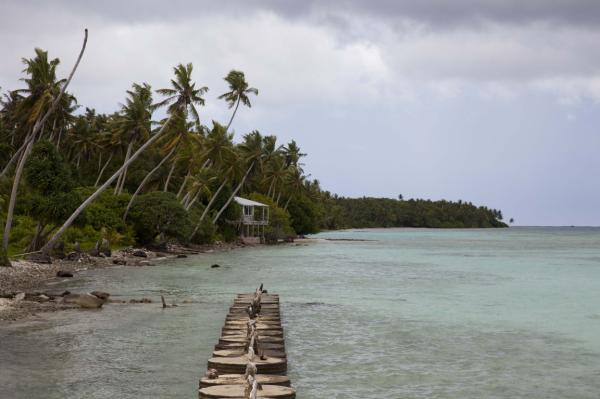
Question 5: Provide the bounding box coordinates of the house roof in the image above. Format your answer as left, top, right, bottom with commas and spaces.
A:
234, 196, 268, 207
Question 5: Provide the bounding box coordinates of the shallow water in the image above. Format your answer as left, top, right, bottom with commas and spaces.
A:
1, 227, 600, 398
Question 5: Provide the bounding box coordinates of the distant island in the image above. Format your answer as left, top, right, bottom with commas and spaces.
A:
316, 195, 507, 230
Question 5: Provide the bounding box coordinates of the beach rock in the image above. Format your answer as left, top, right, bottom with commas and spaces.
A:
56, 270, 73, 278
90, 291, 110, 300
112, 258, 127, 265
14, 292, 25, 302
38, 294, 50, 302
138, 260, 153, 266
132, 250, 147, 258
74, 293, 106, 309
211, 264, 220, 268
66, 251, 80, 261
176, 254, 187, 258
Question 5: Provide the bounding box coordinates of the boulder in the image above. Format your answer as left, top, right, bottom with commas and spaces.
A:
56, 270, 74, 278
132, 250, 147, 258
211, 264, 220, 268
90, 291, 110, 300
113, 258, 127, 265
74, 293, 106, 309
176, 254, 187, 258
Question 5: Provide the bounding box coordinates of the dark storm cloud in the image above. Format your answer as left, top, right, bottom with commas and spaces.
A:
10, 0, 600, 27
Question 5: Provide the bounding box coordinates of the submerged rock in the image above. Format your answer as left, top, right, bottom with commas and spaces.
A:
56, 270, 73, 278
129, 298, 153, 303
176, 254, 187, 258
211, 264, 220, 268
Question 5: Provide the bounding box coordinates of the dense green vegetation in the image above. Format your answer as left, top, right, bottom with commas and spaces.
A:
0, 38, 506, 265
319, 196, 507, 229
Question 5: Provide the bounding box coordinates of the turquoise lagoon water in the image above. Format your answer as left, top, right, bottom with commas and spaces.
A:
1, 227, 599, 398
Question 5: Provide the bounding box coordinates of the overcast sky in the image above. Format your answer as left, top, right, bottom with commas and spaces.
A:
2, 0, 600, 225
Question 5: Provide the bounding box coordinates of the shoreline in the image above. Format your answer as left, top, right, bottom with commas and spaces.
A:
0, 241, 246, 322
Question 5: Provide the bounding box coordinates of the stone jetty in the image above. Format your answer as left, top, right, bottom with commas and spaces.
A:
199, 286, 296, 399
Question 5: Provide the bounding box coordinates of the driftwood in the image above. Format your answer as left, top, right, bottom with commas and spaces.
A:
161, 295, 177, 308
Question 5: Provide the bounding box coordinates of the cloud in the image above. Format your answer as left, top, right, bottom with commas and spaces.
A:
3, 1, 600, 107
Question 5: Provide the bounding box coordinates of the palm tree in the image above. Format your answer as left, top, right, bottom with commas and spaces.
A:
282, 140, 306, 168
2, 29, 88, 264
111, 83, 153, 194
282, 166, 307, 210
219, 70, 258, 131
67, 113, 100, 168
212, 130, 265, 224
188, 123, 236, 238
41, 62, 205, 256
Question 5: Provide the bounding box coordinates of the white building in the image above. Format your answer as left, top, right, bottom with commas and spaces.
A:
233, 197, 269, 239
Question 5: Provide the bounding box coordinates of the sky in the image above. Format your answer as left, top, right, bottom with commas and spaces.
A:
1, 0, 600, 225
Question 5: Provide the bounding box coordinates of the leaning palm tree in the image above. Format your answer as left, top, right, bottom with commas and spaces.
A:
2, 29, 88, 263
219, 70, 258, 131
41, 62, 206, 256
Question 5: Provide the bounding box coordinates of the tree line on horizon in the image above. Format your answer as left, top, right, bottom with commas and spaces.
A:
0, 30, 506, 266
319, 196, 507, 229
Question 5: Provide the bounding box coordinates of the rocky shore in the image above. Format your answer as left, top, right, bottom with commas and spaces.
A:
0, 241, 245, 322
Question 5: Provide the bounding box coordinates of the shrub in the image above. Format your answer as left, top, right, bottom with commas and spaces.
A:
128, 191, 191, 245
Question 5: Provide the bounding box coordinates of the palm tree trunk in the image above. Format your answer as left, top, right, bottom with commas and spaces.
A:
185, 191, 201, 211
266, 177, 275, 197
56, 127, 63, 150
283, 196, 292, 211
189, 179, 226, 240
276, 191, 282, 206
40, 113, 174, 256
2, 29, 88, 263
95, 152, 113, 186
176, 170, 190, 198
212, 162, 254, 224
0, 136, 30, 178
225, 96, 241, 131
180, 191, 190, 205
116, 142, 133, 194
163, 161, 176, 192
48, 120, 57, 141
123, 145, 177, 221
2, 139, 34, 257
